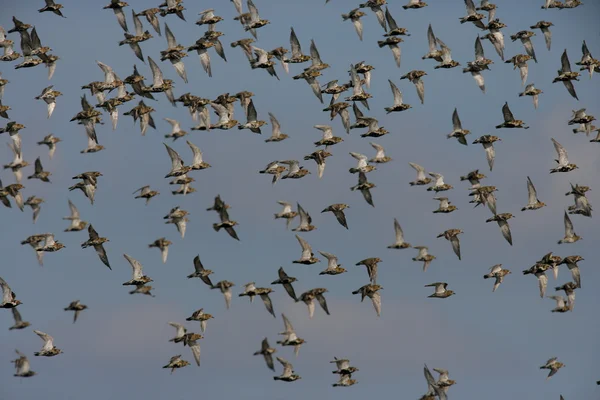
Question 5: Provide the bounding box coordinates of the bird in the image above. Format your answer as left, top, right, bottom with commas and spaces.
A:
425, 282, 455, 298
182, 332, 203, 367
0, 276, 22, 308
505, 54, 533, 86
460, 0, 486, 29
412, 246, 436, 272
164, 206, 189, 239
483, 264, 511, 292
351, 171, 376, 207
555, 282, 577, 310
271, 267, 298, 302
331, 356, 359, 376
437, 229, 463, 260
433, 197, 457, 214
434, 38, 460, 69
24, 196, 44, 224
369, 142, 392, 163
34, 85, 61, 118
359, 1, 387, 32
273, 357, 301, 382
277, 313, 305, 356
81, 225, 111, 269
103, 0, 129, 32
409, 162, 432, 186
540, 357, 565, 380
186, 309, 213, 333
187, 255, 214, 286
265, 113, 288, 142
550, 138, 578, 174
511, 30, 537, 63
387, 218, 412, 249
519, 84, 543, 109
63, 300, 88, 323
522, 177, 546, 211
9, 307, 30, 330
63, 199, 87, 232
27, 157, 51, 182
36, 133, 61, 159
162, 355, 190, 374
427, 172, 453, 192
321, 204, 349, 229
472, 135, 501, 171
553, 50, 580, 100
119, 9, 153, 62
12, 350, 36, 377
486, 213, 514, 246
274, 201, 298, 229
352, 284, 382, 316
384, 79, 411, 113
254, 338, 276, 371
148, 238, 172, 264
122, 254, 153, 286
558, 255, 584, 288
403, 0, 428, 10
292, 203, 316, 232
211, 280, 235, 310
213, 207, 240, 241
293, 234, 320, 265
319, 251, 346, 276
33, 330, 62, 357
530, 21, 553, 51
496, 102, 529, 129
548, 295, 570, 313
133, 185, 160, 205
447, 108, 470, 145
523, 263, 551, 298
299, 288, 330, 318
238, 99, 266, 134
355, 257, 381, 284
342, 9, 366, 41
39, 0, 66, 17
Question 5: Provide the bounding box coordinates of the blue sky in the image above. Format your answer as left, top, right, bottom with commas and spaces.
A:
1, 0, 599, 399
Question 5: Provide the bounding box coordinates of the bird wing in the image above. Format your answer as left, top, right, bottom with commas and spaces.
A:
260, 293, 275, 317
186, 140, 203, 164
309, 39, 323, 66
560, 49, 572, 73
394, 218, 405, 243
148, 56, 164, 87
165, 23, 178, 50
474, 35, 485, 60
427, 24, 437, 52
388, 79, 403, 106
289, 27, 302, 58
450, 236, 461, 260
34, 330, 54, 350
164, 143, 184, 170
526, 176, 539, 204
123, 254, 143, 279
269, 112, 281, 136
551, 138, 568, 165
296, 234, 313, 259
409, 162, 427, 181
452, 108, 462, 130
502, 102, 515, 122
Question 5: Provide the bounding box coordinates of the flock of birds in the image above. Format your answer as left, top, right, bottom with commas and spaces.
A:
1, 0, 599, 398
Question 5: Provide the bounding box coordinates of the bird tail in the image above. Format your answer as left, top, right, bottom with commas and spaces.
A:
212, 223, 221, 232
